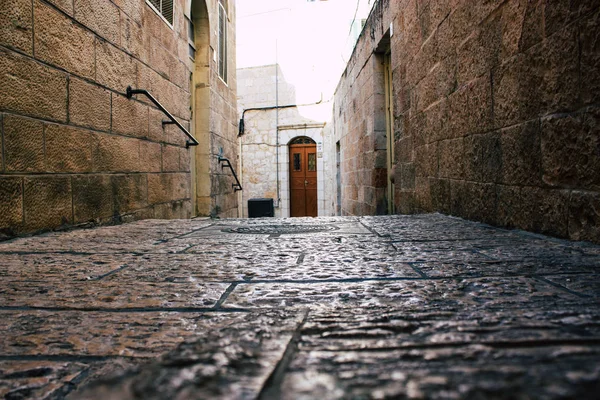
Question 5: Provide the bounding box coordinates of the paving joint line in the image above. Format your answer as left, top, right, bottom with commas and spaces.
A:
0, 306, 251, 313
154, 223, 216, 244
309, 338, 600, 352
407, 262, 429, 278
92, 264, 130, 281
531, 275, 592, 298
213, 283, 238, 309
0, 355, 148, 362
257, 309, 310, 400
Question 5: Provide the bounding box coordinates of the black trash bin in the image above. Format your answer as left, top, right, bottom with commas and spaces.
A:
248, 198, 274, 218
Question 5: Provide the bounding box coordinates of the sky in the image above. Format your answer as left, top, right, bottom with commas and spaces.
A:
236, 0, 375, 103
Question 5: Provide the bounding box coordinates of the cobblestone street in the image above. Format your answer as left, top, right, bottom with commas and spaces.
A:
1, 214, 600, 399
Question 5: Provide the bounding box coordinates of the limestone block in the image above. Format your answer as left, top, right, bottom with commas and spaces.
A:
581, 8, 600, 104
69, 78, 111, 132
3, 115, 45, 172
23, 176, 72, 231
500, 119, 542, 186
438, 138, 464, 180
541, 108, 600, 191
0, 49, 67, 121
45, 124, 94, 173
140, 140, 161, 173
112, 93, 149, 138
34, 1, 95, 79
0, 177, 23, 230
111, 174, 147, 212
46, 0, 74, 15
414, 143, 436, 178
72, 175, 113, 223
96, 41, 137, 92
118, 0, 143, 24
493, 24, 578, 129
463, 132, 501, 184
0, 0, 32, 54
148, 173, 190, 204
74, 0, 120, 44
162, 144, 180, 172
92, 133, 140, 172
569, 191, 600, 243
121, 14, 148, 63
519, 187, 569, 238
496, 184, 521, 228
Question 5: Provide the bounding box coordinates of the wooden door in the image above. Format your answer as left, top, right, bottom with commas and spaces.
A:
289, 143, 317, 217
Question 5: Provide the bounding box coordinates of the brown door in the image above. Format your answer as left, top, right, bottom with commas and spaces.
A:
289, 143, 317, 217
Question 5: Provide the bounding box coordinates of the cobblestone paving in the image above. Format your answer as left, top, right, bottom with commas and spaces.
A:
1, 214, 599, 399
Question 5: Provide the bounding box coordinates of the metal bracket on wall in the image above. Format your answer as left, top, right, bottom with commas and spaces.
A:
126, 86, 199, 148
218, 156, 243, 192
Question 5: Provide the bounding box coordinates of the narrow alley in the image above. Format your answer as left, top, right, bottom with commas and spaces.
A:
2, 215, 599, 399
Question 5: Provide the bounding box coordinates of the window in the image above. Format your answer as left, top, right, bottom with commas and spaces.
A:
187, 15, 195, 60
147, 0, 174, 26
218, 0, 228, 82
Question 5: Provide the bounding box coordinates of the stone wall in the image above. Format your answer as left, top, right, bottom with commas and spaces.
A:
0, 0, 238, 238
238, 65, 331, 217
330, 0, 600, 243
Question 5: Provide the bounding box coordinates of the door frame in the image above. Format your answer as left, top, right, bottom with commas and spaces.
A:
288, 136, 318, 217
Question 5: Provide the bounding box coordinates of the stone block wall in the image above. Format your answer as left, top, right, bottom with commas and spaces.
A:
0, 0, 238, 238
331, 0, 600, 243
238, 65, 329, 217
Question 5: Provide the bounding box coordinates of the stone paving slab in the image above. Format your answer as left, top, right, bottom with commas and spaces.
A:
2, 281, 228, 309
0, 214, 599, 399
223, 277, 586, 309
1, 311, 250, 357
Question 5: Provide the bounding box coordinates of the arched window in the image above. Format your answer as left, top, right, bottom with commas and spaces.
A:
218, 0, 228, 82
289, 136, 316, 145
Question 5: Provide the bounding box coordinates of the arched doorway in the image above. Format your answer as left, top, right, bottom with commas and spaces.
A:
189, 0, 211, 216
289, 136, 317, 217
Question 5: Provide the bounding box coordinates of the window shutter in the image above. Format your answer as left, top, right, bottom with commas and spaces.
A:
161, 0, 174, 24
147, 0, 173, 26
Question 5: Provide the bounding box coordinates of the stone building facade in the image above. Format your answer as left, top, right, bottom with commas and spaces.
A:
238, 65, 332, 218
0, 0, 239, 238
328, 0, 600, 243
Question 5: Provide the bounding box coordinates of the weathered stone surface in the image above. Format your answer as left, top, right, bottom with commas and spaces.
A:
69, 78, 111, 131
92, 133, 140, 172
34, 0, 95, 78
0, 49, 67, 121
0, 360, 88, 399
72, 310, 304, 400
500, 119, 542, 186
45, 124, 94, 172
96, 40, 137, 93
0, 177, 23, 232
23, 176, 72, 231
1, 311, 243, 357
74, 0, 120, 44
72, 175, 113, 223
162, 144, 181, 172
541, 108, 600, 191
0, 0, 33, 54
111, 174, 147, 213
148, 173, 190, 203
112, 93, 149, 138
3, 114, 45, 172
1, 280, 228, 309
569, 191, 600, 243
1, 214, 600, 399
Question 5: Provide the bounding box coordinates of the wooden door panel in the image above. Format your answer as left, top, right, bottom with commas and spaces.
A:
289, 143, 318, 217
